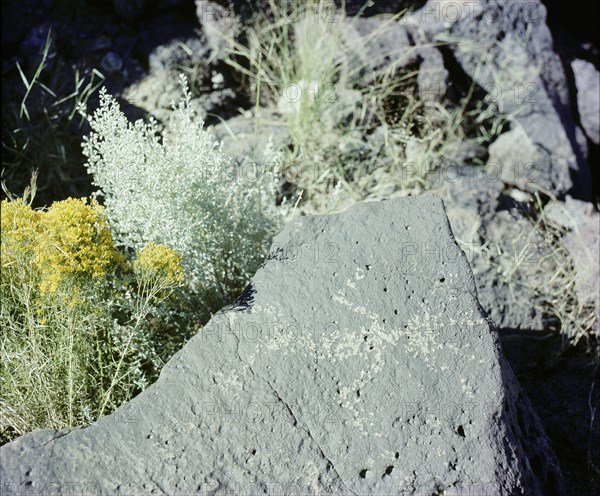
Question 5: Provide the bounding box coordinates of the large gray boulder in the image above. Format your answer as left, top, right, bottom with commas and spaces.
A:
0, 195, 563, 495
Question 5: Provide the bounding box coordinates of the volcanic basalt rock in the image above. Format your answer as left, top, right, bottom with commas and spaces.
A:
0, 194, 563, 495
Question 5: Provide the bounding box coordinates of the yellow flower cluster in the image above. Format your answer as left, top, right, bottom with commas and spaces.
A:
1, 197, 123, 295
133, 242, 184, 287
37, 198, 124, 293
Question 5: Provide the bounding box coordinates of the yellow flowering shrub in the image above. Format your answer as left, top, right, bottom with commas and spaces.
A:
1, 196, 124, 297
133, 242, 184, 288
35, 198, 124, 294
1, 194, 190, 444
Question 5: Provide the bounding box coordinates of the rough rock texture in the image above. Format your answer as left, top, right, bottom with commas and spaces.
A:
487, 125, 568, 195
414, 175, 599, 496
436, 169, 599, 336
125, 36, 240, 124
211, 108, 290, 164
473, 208, 553, 332
571, 59, 600, 145
429, 165, 547, 332
410, 0, 590, 198
123, 43, 194, 119
343, 16, 448, 98
0, 195, 563, 495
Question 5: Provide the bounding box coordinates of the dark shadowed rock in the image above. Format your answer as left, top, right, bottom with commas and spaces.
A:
410, 0, 590, 198
342, 16, 448, 97
195, 0, 426, 24
112, 0, 151, 20
126, 37, 210, 121
0, 195, 563, 495
335, 0, 426, 17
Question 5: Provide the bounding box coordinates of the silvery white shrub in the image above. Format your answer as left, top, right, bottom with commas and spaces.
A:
82, 75, 287, 301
